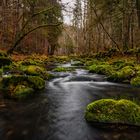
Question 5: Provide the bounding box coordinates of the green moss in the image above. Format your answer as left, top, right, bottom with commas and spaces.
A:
85, 99, 140, 125
27, 76, 45, 90
20, 59, 44, 66
44, 73, 55, 80
111, 60, 135, 70
17, 65, 50, 80
88, 64, 114, 75
0, 69, 3, 76
131, 77, 140, 87
25, 65, 45, 76
111, 60, 126, 69
108, 66, 135, 82
0, 75, 45, 98
13, 85, 34, 99
53, 67, 72, 72
85, 59, 100, 66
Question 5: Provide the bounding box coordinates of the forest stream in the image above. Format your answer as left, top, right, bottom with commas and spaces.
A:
0, 63, 140, 140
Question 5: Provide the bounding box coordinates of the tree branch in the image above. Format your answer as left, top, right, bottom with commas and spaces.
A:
91, 2, 121, 52
7, 22, 63, 54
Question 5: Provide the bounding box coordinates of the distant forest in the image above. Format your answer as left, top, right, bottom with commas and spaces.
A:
0, 0, 140, 57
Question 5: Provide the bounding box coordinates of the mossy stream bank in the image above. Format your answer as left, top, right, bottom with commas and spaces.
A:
0, 53, 140, 139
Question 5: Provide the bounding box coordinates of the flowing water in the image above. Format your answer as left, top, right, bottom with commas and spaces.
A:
0, 64, 140, 140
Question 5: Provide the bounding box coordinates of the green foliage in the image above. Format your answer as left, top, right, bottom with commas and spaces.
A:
131, 77, 140, 87
85, 99, 140, 125
13, 85, 34, 100
17, 64, 51, 80
53, 67, 72, 72
0, 75, 45, 99
88, 64, 114, 75
107, 66, 135, 82
27, 76, 45, 90
25, 65, 45, 76
111, 60, 135, 70
20, 59, 41, 66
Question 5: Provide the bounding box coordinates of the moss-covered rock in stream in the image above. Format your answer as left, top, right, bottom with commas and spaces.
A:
111, 60, 135, 70
107, 66, 135, 83
53, 67, 73, 72
131, 77, 140, 87
0, 75, 45, 99
88, 64, 114, 75
1, 75, 45, 90
85, 99, 140, 126
17, 65, 51, 80
13, 85, 34, 99
25, 65, 45, 76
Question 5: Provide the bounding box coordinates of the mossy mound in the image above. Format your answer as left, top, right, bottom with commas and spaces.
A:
1, 75, 45, 90
88, 64, 114, 75
111, 60, 134, 70
85, 99, 140, 126
53, 67, 72, 72
19, 59, 44, 66
0, 75, 45, 99
13, 85, 34, 99
131, 77, 140, 87
25, 65, 45, 76
85, 60, 100, 66
17, 65, 51, 80
108, 66, 135, 83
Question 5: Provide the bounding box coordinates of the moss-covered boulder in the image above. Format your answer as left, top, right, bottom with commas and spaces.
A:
1, 75, 45, 90
108, 66, 135, 82
0, 75, 45, 99
17, 65, 51, 80
85, 99, 140, 126
88, 64, 114, 75
111, 60, 134, 70
13, 85, 34, 99
53, 67, 72, 72
27, 76, 45, 90
25, 65, 45, 76
131, 77, 140, 87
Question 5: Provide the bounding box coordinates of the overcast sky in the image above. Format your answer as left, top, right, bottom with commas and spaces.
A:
61, 0, 75, 24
